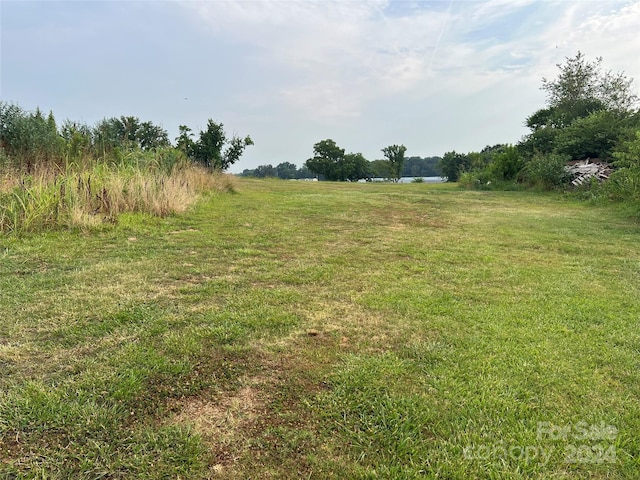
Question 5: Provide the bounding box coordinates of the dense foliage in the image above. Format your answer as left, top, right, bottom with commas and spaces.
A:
175, 121, 253, 171
445, 52, 640, 206
0, 102, 252, 172
0, 103, 246, 233
303, 139, 371, 181
401, 156, 441, 177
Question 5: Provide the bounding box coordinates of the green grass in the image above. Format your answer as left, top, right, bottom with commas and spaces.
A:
1, 178, 639, 478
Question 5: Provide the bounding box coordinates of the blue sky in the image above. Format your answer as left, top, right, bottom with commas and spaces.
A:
1, 0, 639, 173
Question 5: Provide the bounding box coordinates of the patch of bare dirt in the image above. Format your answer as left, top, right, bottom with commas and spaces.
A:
168, 354, 284, 476
173, 383, 265, 470
167, 347, 328, 478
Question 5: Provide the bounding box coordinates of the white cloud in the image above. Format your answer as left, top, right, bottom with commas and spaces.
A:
175, 0, 639, 168
2, 0, 637, 171
183, 1, 450, 118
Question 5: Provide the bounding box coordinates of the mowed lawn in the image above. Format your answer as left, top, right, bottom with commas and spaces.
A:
1, 178, 639, 479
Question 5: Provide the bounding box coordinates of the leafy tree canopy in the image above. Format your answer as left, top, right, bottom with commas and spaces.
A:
438, 151, 470, 182
305, 139, 370, 181
542, 52, 638, 116
276, 161, 298, 179
240, 162, 316, 179
521, 52, 639, 161
381, 144, 407, 181
177, 120, 253, 171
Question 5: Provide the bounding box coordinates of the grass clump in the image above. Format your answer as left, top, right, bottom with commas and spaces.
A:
0, 160, 235, 234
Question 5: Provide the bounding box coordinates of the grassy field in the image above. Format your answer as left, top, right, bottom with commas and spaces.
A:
1, 178, 639, 479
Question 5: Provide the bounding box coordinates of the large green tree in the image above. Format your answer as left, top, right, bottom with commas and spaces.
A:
305, 139, 370, 181
370, 159, 392, 178
542, 52, 637, 115
381, 144, 407, 181
305, 139, 345, 181
521, 52, 638, 160
343, 152, 371, 182
438, 151, 470, 182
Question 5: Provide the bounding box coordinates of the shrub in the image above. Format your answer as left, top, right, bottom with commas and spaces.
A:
488, 146, 524, 181
604, 167, 640, 202
520, 153, 571, 190
458, 171, 490, 189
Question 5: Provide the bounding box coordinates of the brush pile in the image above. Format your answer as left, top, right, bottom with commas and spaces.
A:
565, 159, 613, 187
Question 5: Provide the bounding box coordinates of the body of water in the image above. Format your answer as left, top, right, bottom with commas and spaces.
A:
360, 177, 445, 183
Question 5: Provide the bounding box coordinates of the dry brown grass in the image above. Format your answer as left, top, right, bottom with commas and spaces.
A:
0, 164, 236, 233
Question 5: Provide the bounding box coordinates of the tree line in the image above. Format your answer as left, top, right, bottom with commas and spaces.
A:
0, 104, 253, 172
240, 162, 316, 179
241, 146, 441, 181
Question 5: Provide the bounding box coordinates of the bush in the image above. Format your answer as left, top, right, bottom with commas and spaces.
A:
604, 167, 640, 202
520, 153, 571, 190
488, 145, 524, 181
458, 171, 491, 189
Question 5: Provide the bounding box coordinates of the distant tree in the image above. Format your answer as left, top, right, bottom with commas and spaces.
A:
276, 161, 298, 179
253, 164, 276, 177
370, 159, 392, 178
305, 139, 345, 181
343, 152, 371, 181
305, 139, 371, 181
401, 156, 441, 177
438, 151, 470, 182
381, 144, 407, 181
295, 165, 315, 179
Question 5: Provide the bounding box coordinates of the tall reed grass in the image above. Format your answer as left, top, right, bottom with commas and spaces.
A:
0, 162, 235, 234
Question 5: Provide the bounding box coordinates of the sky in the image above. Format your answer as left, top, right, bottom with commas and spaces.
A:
1, 0, 639, 173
